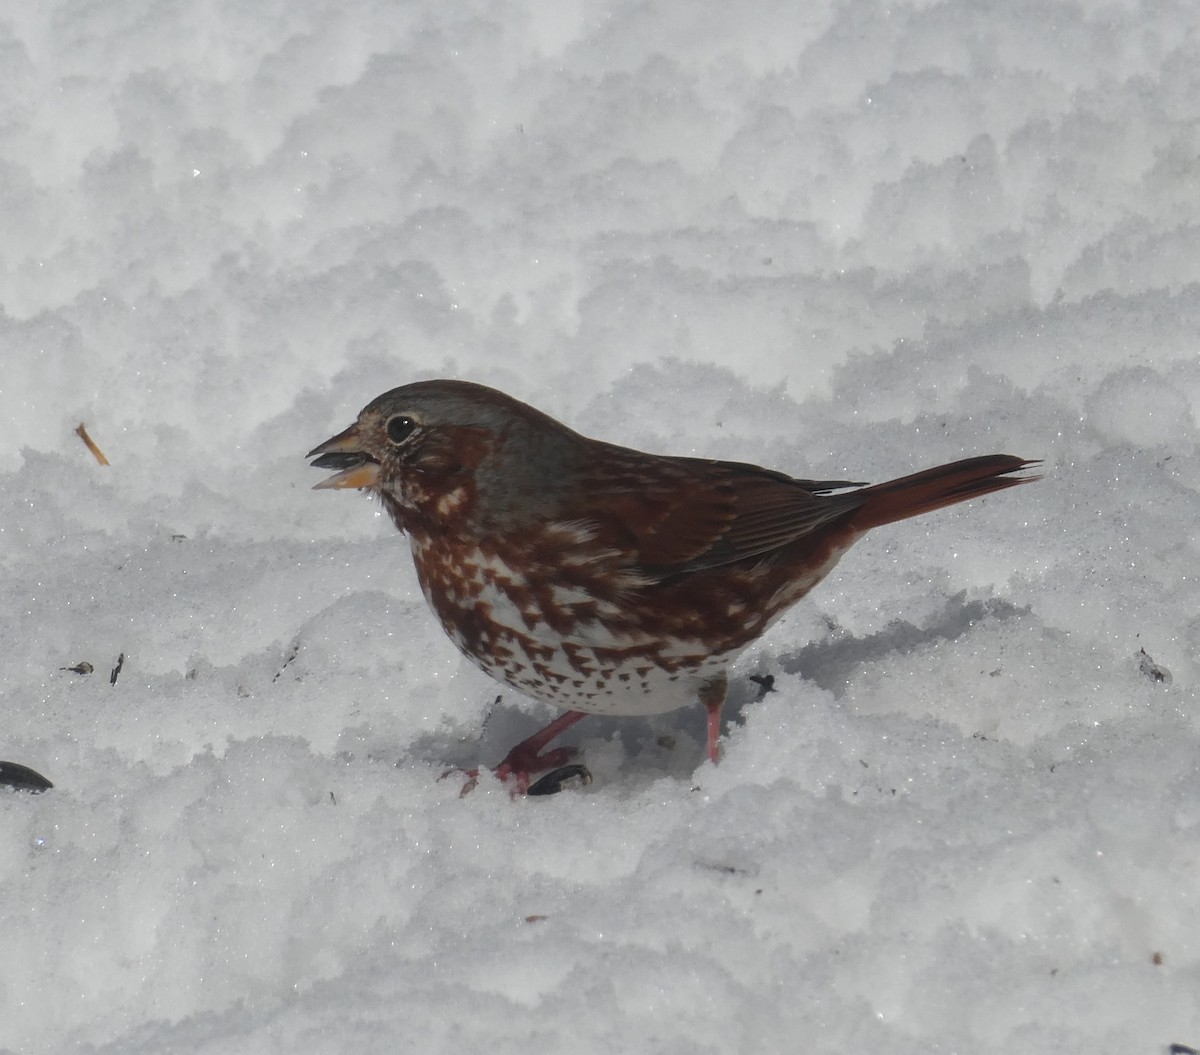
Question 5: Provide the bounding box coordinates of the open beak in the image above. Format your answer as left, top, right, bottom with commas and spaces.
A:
307, 424, 382, 490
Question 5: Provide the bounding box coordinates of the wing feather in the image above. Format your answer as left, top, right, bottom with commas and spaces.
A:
572, 447, 867, 580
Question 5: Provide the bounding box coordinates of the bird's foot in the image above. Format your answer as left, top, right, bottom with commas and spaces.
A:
444, 710, 592, 797
444, 749, 591, 798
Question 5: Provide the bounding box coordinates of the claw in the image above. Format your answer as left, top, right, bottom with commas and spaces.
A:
439, 765, 482, 797
440, 709, 593, 797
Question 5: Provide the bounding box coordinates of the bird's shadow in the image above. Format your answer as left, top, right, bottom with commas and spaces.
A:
406, 592, 1029, 783
767, 592, 1030, 700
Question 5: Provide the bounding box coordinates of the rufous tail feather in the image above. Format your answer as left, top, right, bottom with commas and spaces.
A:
847, 455, 1040, 533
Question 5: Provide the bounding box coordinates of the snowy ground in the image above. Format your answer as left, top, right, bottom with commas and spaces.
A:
2, 0, 1198, 1051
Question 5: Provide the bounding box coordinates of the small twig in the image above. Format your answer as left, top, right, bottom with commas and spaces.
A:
110, 652, 125, 686
272, 640, 300, 683
75, 423, 110, 466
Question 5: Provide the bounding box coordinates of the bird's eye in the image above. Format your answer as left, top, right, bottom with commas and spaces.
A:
386, 415, 417, 444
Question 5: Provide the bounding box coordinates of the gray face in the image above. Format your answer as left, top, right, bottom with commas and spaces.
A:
311, 379, 590, 532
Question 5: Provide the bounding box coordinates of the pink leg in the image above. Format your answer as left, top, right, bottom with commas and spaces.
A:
699, 674, 728, 764
704, 702, 722, 764
493, 710, 589, 794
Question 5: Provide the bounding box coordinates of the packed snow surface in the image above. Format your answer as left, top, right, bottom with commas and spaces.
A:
2, 1, 1198, 1052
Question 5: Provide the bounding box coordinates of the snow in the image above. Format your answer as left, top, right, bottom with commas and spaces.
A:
2, 0, 1198, 1051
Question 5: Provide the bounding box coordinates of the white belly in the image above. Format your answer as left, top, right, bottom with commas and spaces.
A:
476, 635, 738, 717
410, 536, 740, 716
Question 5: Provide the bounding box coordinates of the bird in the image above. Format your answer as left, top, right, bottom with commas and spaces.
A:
308, 379, 1037, 793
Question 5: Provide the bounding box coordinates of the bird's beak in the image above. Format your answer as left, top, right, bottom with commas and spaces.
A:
307, 424, 382, 490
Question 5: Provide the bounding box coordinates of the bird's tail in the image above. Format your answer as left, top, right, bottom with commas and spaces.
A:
845, 455, 1040, 533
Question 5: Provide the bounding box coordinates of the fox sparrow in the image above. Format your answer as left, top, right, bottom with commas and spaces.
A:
309, 380, 1037, 793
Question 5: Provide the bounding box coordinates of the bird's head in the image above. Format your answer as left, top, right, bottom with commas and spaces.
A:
308, 379, 580, 533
